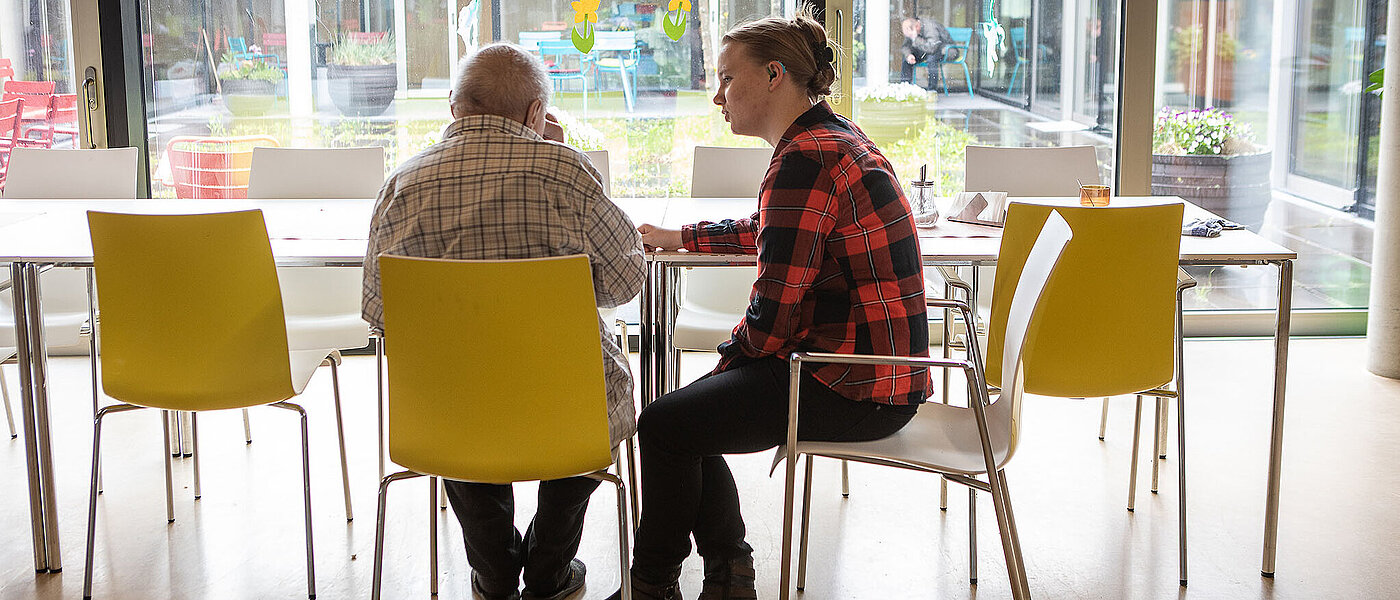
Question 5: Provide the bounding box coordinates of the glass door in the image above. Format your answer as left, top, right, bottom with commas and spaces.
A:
1285, 0, 1365, 208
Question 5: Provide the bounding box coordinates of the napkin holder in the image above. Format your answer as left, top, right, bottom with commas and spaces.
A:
946, 191, 1009, 228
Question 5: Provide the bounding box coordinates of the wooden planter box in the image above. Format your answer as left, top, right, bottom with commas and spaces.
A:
1151, 151, 1272, 231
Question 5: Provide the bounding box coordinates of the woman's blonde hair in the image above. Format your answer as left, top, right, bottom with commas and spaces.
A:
722, 4, 839, 101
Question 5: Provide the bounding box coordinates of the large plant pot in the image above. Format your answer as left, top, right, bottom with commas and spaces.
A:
1151, 151, 1272, 231
327, 64, 397, 117
855, 100, 932, 146
219, 78, 277, 117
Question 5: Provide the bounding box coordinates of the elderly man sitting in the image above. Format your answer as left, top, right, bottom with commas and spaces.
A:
361, 43, 645, 600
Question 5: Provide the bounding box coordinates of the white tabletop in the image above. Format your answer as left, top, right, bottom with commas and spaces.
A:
651, 196, 1297, 264
0, 196, 1296, 266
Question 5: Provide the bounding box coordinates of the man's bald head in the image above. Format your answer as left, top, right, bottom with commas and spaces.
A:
450, 43, 552, 123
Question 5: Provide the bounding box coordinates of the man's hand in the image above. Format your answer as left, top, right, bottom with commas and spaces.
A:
543, 110, 566, 142
637, 224, 683, 251
906, 54, 918, 65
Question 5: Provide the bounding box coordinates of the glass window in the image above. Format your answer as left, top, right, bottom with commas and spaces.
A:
0, 0, 78, 164
1155, 0, 1378, 314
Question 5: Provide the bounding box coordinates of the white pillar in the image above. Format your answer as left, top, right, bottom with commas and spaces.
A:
866, 0, 888, 86
1367, 1, 1400, 378
394, 0, 408, 93
286, 0, 314, 118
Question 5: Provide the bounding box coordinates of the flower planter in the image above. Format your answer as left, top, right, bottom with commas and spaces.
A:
219, 78, 277, 117
855, 100, 932, 145
1151, 151, 1272, 231
327, 64, 397, 117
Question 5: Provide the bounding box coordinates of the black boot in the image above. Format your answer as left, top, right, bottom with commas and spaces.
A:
697, 555, 756, 600
605, 571, 682, 600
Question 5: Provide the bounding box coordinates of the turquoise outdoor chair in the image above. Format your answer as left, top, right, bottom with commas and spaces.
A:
228, 36, 280, 68
538, 39, 593, 115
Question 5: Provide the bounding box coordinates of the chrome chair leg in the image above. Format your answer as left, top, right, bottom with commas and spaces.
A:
1128, 396, 1143, 512
429, 476, 439, 596
939, 281, 953, 510
1098, 398, 1109, 440
624, 437, 640, 531
271, 401, 316, 599
778, 452, 799, 600
796, 455, 814, 590
585, 470, 633, 600
192, 413, 202, 499
180, 411, 193, 458
162, 410, 175, 522
968, 487, 977, 584
2, 367, 15, 439
329, 358, 353, 521
242, 409, 253, 444
840, 459, 849, 498
376, 335, 386, 481
372, 471, 425, 599
1158, 398, 1170, 459
439, 478, 447, 510
995, 470, 1030, 599
1151, 398, 1163, 494
83, 403, 141, 599
168, 410, 181, 457
1175, 288, 1189, 586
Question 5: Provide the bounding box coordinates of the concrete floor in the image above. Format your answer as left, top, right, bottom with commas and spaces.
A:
1, 337, 1397, 599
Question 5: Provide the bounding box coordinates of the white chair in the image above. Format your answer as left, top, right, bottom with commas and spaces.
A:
775, 209, 1076, 600
584, 149, 611, 195
247, 145, 385, 520
0, 147, 139, 440
673, 146, 772, 354
963, 144, 1102, 196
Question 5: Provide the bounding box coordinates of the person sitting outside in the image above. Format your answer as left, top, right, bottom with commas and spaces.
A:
900, 16, 956, 90
361, 42, 645, 600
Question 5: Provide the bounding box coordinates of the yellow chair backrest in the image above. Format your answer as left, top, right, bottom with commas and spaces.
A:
88, 210, 295, 411
985, 202, 1184, 397
379, 254, 614, 483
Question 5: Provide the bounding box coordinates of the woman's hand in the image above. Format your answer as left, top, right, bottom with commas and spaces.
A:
638, 224, 683, 250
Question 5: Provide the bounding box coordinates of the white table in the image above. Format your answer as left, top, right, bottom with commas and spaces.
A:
636, 196, 1298, 578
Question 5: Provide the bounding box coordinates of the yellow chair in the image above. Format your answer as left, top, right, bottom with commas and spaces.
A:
371, 254, 632, 600
983, 201, 1191, 584
776, 207, 1078, 600
82, 210, 335, 599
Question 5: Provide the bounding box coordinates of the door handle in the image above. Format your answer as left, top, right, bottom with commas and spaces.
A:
81, 66, 98, 149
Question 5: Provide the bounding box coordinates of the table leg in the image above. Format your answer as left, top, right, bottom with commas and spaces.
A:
1262, 259, 1292, 577
14, 262, 60, 572
13, 263, 47, 572
639, 258, 656, 408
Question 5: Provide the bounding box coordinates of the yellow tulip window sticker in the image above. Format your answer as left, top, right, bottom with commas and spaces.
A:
664, 0, 690, 41
571, 0, 600, 52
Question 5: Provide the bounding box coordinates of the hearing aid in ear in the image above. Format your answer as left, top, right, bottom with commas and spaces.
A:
768, 62, 786, 81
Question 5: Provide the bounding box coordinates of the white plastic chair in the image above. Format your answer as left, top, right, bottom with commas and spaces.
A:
673, 146, 772, 353
775, 210, 1075, 600
963, 145, 1102, 196
247, 145, 384, 520
0, 147, 138, 441
584, 149, 611, 195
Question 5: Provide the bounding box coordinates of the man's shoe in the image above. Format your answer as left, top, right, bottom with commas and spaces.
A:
603, 573, 682, 600
472, 571, 522, 600
522, 559, 587, 600
697, 555, 756, 600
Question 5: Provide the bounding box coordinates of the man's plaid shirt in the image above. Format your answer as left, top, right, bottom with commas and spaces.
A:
681, 102, 932, 406
362, 115, 646, 445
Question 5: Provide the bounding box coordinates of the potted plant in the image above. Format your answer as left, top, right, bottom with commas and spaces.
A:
327, 35, 397, 117
854, 82, 934, 146
216, 52, 281, 117
1151, 106, 1272, 230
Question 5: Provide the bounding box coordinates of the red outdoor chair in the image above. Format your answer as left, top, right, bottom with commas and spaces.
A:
165, 135, 280, 199
0, 98, 27, 185
4, 80, 56, 147
0, 58, 14, 82
21, 93, 78, 148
